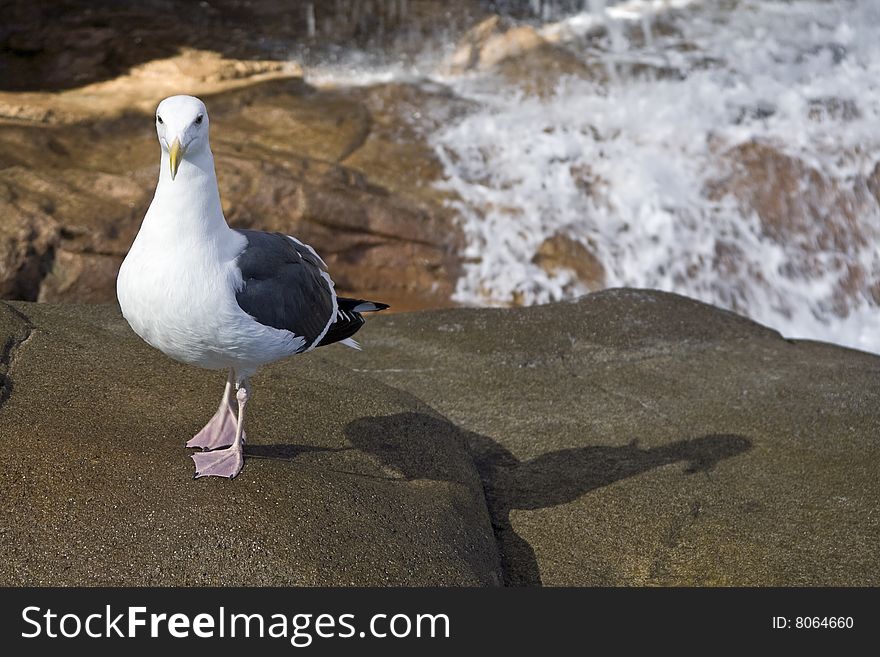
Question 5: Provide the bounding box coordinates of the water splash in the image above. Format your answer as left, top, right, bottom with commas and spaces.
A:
431, 0, 880, 352
305, 0, 880, 353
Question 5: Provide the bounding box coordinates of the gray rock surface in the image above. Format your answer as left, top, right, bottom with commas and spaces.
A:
322, 289, 880, 586
1, 289, 878, 586
0, 301, 501, 586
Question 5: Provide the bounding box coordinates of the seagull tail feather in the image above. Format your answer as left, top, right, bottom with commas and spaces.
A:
352, 301, 390, 313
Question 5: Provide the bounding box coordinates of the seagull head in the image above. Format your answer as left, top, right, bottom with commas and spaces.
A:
155, 95, 210, 181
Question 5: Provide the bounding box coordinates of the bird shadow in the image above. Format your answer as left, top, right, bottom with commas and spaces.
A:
342, 412, 752, 586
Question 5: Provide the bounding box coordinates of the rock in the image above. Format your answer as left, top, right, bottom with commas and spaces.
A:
493, 43, 608, 96
0, 199, 59, 300
37, 250, 123, 304
0, 300, 501, 585
532, 233, 605, 292
0, 73, 465, 309
0, 1, 489, 309
2, 290, 879, 585
450, 16, 547, 72
0, 49, 299, 125
0, 121, 154, 301
447, 15, 605, 95
447, 13, 682, 96
319, 289, 880, 586
706, 140, 880, 318
206, 79, 465, 309
0, 0, 488, 93
707, 141, 870, 252
342, 81, 476, 202
1, 1, 292, 93
448, 15, 508, 71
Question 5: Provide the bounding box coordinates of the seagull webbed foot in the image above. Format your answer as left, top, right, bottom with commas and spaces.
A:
186, 402, 243, 450
192, 443, 244, 479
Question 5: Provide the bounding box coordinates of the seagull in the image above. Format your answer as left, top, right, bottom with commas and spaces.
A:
117, 95, 388, 479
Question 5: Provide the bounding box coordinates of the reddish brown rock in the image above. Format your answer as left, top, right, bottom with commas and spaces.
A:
0, 0, 488, 93
706, 141, 870, 252
0, 212, 58, 301
208, 78, 464, 308
533, 233, 605, 292
706, 141, 880, 318
343, 82, 476, 201
0, 0, 479, 313
38, 250, 123, 304
0, 72, 464, 309
0, 117, 154, 301
447, 15, 606, 96
448, 16, 546, 72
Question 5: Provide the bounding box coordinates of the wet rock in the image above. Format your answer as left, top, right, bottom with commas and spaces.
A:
448, 14, 605, 95
448, 12, 687, 95
532, 232, 605, 291
0, 0, 488, 92
494, 43, 607, 95
343, 81, 476, 201
707, 141, 869, 252
449, 16, 546, 72
705, 140, 880, 317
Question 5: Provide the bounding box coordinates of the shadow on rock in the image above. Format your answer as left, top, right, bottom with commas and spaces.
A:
344, 412, 752, 586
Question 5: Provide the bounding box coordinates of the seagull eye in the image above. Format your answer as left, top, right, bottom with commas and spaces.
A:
195, 114, 204, 125
157, 115, 163, 124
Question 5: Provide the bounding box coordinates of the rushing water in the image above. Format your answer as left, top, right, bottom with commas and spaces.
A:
308, 0, 880, 353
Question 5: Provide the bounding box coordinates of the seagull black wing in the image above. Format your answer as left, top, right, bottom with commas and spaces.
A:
234, 230, 334, 351
234, 230, 389, 352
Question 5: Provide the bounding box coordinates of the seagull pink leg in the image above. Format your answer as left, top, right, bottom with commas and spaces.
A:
186, 369, 244, 450
192, 379, 248, 479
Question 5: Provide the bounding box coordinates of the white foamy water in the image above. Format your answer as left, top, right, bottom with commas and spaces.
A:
312, 0, 880, 353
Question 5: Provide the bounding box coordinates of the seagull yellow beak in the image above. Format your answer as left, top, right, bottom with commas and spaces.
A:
169, 137, 185, 180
